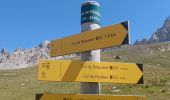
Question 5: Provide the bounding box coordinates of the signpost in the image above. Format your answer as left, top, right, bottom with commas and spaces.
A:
38, 60, 143, 84
36, 1, 146, 99
50, 21, 129, 57
80, 1, 101, 94
36, 94, 146, 100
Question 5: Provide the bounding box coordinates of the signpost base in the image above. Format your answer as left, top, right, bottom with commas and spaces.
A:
80, 82, 100, 94
80, 50, 101, 94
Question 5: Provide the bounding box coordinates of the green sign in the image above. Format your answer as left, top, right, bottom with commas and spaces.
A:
81, 3, 100, 24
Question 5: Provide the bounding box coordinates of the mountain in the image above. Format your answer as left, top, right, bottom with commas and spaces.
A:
0, 41, 75, 70
134, 16, 170, 45
150, 16, 170, 43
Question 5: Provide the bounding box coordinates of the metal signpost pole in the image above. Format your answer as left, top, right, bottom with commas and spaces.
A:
80, 1, 101, 94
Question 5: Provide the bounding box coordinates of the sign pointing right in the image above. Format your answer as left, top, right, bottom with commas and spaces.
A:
50, 21, 129, 57
38, 60, 143, 84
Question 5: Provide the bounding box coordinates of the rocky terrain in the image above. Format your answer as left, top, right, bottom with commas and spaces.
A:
135, 16, 170, 44
150, 16, 170, 43
0, 41, 51, 70
0, 41, 76, 70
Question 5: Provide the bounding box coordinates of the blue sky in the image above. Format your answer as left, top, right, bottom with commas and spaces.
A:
0, 0, 170, 52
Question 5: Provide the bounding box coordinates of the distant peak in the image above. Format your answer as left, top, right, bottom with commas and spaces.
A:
1, 48, 8, 55
43, 40, 50, 44
38, 40, 50, 48
164, 16, 170, 23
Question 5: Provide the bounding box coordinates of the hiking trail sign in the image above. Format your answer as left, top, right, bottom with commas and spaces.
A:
38, 60, 143, 84
36, 1, 146, 99
36, 94, 146, 100
50, 21, 129, 57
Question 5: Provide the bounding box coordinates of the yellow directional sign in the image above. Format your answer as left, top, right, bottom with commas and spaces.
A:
38, 60, 143, 84
50, 21, 129, 57
36, 94, 146, 100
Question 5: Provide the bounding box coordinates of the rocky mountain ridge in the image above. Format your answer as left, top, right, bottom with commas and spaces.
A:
150, 16, 170, 43
0, 41, 75, 70
135, 16, 170, 45
0, 41, 50, 70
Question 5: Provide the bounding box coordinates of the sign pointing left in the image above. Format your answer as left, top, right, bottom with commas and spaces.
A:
38, 60, 143, 84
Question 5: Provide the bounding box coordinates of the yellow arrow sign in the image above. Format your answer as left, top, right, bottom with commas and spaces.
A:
38, 60, 143, 84
50, 21, 129, 57
36, 94, 146, 100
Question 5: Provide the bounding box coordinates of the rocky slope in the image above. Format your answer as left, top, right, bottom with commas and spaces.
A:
134, 16, 170, 45
150, 16, 170, 43
0, 41, 75, 70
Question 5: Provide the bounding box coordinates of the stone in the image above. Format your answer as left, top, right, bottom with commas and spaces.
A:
38, 40, 50, 48
0, 40, 75, 70
1, 48, 8, 55
150, 16, 170, 43
115, 55, 122, 59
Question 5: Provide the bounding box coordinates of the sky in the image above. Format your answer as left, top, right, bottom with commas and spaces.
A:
0, 0, 170, 52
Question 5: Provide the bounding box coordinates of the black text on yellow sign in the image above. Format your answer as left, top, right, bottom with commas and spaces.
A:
50, 21, 129, 57
38, 60, 143, 84
36, 94, 146, 100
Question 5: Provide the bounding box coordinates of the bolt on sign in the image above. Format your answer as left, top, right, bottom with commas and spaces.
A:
50, 21, 129, 57
38, 60, 143, 84
36, 94, 146, 100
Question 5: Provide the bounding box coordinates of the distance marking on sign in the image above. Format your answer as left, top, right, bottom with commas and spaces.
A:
38, 60, 143, 84
50, 21, 129, 57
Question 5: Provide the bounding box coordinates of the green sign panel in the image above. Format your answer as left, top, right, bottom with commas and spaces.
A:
81, 3, 100, 24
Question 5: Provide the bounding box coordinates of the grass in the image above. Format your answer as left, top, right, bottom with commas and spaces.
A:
0, 42, 170, 100
0, 67, 80, 100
